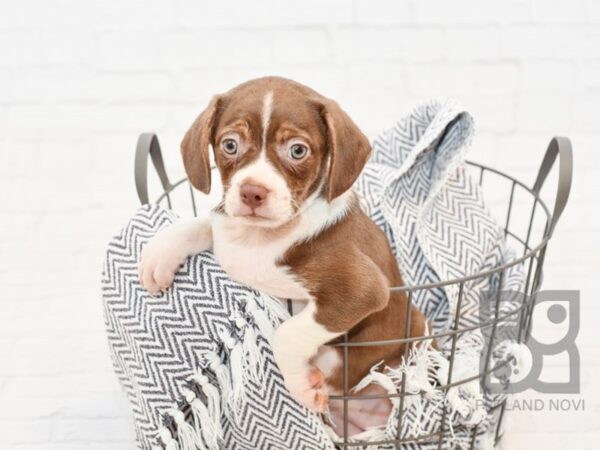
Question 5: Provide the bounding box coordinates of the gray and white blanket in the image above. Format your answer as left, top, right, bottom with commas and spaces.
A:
102, 99, 524, 449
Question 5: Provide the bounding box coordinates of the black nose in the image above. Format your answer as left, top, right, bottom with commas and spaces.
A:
240, 183, 268, 209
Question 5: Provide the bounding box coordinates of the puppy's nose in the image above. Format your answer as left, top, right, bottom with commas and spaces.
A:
240, 183, 268, 209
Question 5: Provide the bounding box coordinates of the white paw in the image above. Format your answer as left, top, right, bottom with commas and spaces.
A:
284, 365, 329, 413
272, 336, 330, 413
138, 228, 188, 295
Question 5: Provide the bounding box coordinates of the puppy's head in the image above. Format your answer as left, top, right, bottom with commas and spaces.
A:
181, 77, 371, 228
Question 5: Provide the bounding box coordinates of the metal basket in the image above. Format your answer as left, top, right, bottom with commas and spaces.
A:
134, 133, 573, 449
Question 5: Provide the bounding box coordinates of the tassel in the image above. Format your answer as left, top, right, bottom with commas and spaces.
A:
191, 371, 222, 442
243, 324, 262, 381
190, 399, 215, 449
352, 361, 400, 408
171, 408, 203, 450
214, 330, 244, 413
182, 387, 218, 449
386, 336, 446, 400
227, 335, 246, 412
349, 337, 455, 440
246, 297, 277, 341
235, 317, 264, 384
206, 351, 231, 410
257, 291, 289, 322
159, 426, 179, 450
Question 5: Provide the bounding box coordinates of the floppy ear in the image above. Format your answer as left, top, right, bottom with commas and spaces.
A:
318, 99, 371, 202
181, 95, 221, 194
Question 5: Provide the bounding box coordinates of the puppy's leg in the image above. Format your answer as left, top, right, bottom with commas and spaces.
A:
273, 251, 390, 412
272, 301, 341, 412
139, 218, 212, 294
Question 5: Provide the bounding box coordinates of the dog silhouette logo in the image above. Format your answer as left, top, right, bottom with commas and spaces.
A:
478, 290, 580, 394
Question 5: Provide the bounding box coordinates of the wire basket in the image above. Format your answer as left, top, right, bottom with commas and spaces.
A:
134, 133, 573, 449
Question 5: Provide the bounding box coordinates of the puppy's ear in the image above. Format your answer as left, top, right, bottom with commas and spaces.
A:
318, 99, 371, 202
181, 95, 221, 194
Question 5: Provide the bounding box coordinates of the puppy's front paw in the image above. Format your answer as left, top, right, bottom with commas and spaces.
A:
138, 231, 187, 295
283, 365, 329, 413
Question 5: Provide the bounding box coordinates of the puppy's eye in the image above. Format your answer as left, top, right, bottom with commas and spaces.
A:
288, 143, 308, 160
222, 139, 238, 155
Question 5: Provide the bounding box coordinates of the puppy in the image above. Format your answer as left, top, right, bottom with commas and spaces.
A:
139, 77, 427, 431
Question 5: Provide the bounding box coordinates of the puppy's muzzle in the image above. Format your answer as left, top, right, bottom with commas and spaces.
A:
240, 183, 269, 210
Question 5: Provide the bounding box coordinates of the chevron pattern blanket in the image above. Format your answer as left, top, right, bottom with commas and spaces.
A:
102, 99, 524, 449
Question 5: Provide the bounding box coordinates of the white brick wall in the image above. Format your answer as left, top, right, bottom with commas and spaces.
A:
0, 0, 598, 448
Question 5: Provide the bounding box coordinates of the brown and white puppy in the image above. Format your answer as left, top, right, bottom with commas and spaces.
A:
139, 77, 427, 429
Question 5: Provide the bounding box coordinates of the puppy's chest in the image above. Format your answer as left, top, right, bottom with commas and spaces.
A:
212, 226, 311, 300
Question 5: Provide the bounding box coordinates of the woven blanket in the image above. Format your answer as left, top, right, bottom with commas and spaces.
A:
102, 98, 524, 450
352, 99, 525, 448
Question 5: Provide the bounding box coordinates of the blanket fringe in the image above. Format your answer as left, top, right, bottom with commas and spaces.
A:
157, 367, 225, 449
246, 299, 277, 341
246, 293, 287, 341
171, 408, 204, 450
207, 350, 232, 407
236, 316, 264, 383
219, 329, 246, 413
349, 336, 488, 445
191, 371, 221, 434
352, 361, 401, 408
158, 425, 179, 450
183, 384, 220, 448
185, 392, 214, 449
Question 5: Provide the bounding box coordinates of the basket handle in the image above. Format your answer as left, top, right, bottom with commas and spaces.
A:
135, 133, 173, 205
532, 136, 573, 237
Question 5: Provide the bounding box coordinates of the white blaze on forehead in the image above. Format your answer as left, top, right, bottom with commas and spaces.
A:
261, 91, 274, 153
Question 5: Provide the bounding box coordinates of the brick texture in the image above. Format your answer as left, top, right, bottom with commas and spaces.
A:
0, 0, 597, 448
